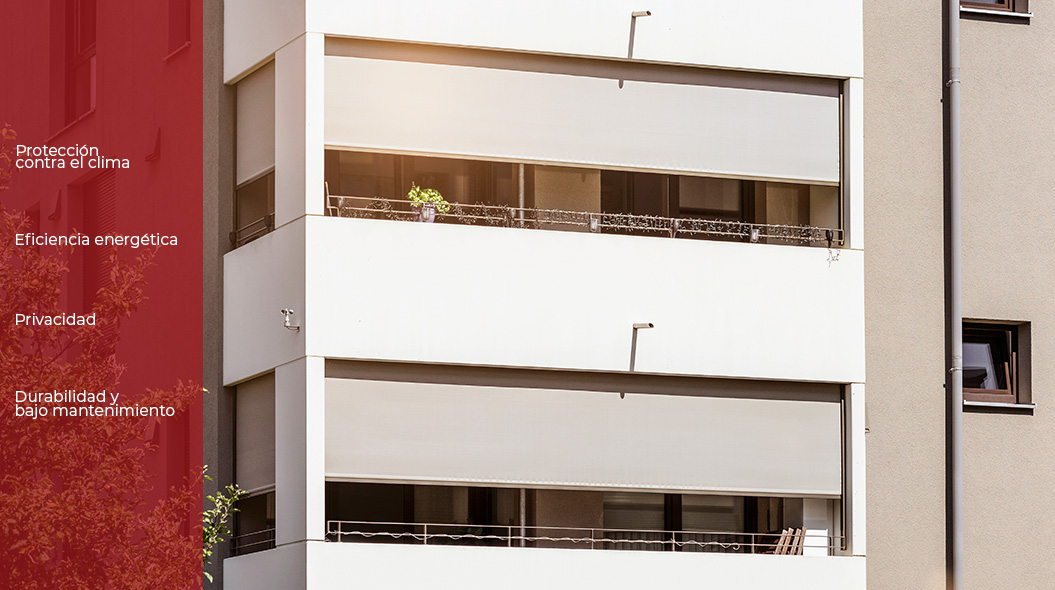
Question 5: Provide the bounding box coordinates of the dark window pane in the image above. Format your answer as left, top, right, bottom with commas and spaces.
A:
234, 172, 274, 245
678, 176, 743, 220
682, 494, 745, 533
234, 491, 275, 555
963, 328, 1011, 392
67, 57, 93, 120
235, 172, 274, 231
168, 0, 190, 51
631, 173, 665, 216
79, 0, 96, 51
603, 491, 664, 531
405, 155, 469, 202
326, 482, 407, 524
600, 170, 629, 213
335, 151, 397, 199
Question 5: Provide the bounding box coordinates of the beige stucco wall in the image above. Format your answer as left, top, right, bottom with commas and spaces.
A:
959, 11, 1055, 590
863, 2, 947, 589
865, 5, 1055, 590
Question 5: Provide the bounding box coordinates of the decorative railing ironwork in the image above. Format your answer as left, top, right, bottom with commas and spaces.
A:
324, 195, 843, 247
325, 520, 842, 556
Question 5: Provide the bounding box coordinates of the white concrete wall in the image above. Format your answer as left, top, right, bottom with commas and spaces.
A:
275, 357, 327, 545
224, 216, 864, 385
846, 383, 866, 556
844, 77, 865, 251
224, 0, 304, 82
299, 217, 863, 384
226, 544, 306, 590
225, 541, 866, 590
311, 0, 861, 79
275, 34, 326, 227
227, 1, 862, 83
223, 218, 306, 385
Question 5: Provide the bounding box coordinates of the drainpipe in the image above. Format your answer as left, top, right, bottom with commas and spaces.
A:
519, 489, 526, 547
942, 1, 963, 590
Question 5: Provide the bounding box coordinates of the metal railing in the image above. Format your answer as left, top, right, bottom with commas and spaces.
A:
231, 528, 276, 556
324, 195, 844, 247
325, 520, 842, 555
230, 213, 275, 248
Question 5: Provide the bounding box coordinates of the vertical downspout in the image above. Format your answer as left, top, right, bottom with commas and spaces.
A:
943, 1, 964, 590
519, 489, 526, 547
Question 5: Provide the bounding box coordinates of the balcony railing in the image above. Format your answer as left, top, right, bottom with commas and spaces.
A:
230, 213, 275, 248
231, 528, 276, 556
325, 195, 844, 247
325, 520, 842, 556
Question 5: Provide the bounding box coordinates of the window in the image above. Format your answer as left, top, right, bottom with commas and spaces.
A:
961, 0, 1029, 14
80, 171, 116, 308
65, 0, 96, 124
233, 491, 275, 555
232, 171, 274, 247
963, 322, 1030, 404
167, 0, 190, 54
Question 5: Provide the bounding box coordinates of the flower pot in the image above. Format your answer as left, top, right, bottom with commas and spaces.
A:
416, 202, 437, 223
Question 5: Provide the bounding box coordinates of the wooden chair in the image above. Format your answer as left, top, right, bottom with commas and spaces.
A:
768, 528, 791, 554
789, 527, 805, 555
767, 527, 806, 555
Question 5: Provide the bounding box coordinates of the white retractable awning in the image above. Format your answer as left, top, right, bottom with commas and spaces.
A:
325, 55, 840, 184
325, 377, 842, 497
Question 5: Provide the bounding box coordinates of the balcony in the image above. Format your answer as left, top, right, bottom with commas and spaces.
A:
325, 521, 841, 556
224, 537, 865, 590
318, 149, 844, 247
324, 195, 843, 248
231, 528, 276, 557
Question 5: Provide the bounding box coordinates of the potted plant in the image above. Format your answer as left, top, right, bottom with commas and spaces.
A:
407, 183, 450, 223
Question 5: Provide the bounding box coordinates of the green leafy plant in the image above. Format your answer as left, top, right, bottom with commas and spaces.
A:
202, 466, 246, 583
407, 183, 450, 214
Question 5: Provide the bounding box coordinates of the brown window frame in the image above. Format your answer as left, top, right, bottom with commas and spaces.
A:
962, 322, 1028, 405
960, 0, 1029, 13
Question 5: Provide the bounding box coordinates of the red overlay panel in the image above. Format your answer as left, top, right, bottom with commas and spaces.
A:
0, 1, 204, 588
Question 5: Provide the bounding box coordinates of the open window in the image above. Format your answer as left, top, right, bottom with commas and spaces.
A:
963, 322, 1030, 405
961, 0, 1029, 15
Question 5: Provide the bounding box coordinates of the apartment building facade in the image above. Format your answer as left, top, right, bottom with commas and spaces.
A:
865, 3, 1055, 589
205, 1, 866, 588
